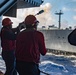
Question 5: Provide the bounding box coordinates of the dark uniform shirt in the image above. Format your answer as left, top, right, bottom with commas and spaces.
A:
16, 29, 47, 63
1, 27, 16, 51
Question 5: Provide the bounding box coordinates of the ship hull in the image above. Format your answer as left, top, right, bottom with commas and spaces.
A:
40, 29, 76, 53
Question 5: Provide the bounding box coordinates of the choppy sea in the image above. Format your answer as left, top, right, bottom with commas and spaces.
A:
0, 52, 76, 75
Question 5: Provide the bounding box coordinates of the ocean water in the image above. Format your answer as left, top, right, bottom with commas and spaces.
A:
40, 53, 76, 75
0, 53, 76, 75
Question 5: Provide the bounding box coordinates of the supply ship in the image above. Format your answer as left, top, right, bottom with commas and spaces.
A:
40, 29, 76, 55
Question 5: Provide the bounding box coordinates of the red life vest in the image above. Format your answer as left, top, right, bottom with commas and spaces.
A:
15, 30, 47, 63
1, 27, 16, 51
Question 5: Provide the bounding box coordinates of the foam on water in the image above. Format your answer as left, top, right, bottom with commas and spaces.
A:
0, 53, 76, 75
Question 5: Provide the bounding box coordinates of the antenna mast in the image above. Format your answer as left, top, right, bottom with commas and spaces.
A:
55, 10, 63, 29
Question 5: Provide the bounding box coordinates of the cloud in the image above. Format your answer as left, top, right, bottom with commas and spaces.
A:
22, 3, 54, 27
61, 20, 69, 29
74, 9, 76, 12
62, 7, 70, 11
72, 0, 76, 2
73, 16, 76, 20
6, 3, 54, 28
62, 6, 76, 13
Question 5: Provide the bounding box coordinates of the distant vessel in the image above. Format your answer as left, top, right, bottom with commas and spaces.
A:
38, 10, 76, 55
40, 29, 76, 55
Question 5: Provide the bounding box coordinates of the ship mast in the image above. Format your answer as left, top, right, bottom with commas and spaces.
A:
55, 10, 63, 29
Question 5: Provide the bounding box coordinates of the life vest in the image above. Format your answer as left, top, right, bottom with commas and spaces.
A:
1, 27, 16, 51
16, 30, 47, 63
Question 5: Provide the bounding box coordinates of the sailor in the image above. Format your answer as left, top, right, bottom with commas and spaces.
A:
1, 18, 23, 75
15, 15, 47, 75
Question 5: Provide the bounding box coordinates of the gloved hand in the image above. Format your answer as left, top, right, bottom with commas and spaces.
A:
18, 22, 26, 30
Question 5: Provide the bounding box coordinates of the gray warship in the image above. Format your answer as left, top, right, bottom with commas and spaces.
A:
39, 10, 76, 55
40, 29, 76, 55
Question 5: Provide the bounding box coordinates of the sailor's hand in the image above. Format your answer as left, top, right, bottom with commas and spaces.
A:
18, 22, 26, 30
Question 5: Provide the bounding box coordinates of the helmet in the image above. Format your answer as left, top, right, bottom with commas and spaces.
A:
2, 18, 13, 26
24, 15, 39, 25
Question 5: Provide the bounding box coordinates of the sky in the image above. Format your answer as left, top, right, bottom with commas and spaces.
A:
3, 0, 76, 29
42, 0, 76, 29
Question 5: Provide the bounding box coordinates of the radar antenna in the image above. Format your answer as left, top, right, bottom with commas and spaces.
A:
55, 10, 63, 29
